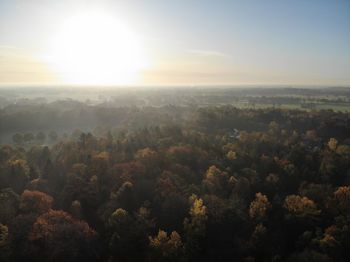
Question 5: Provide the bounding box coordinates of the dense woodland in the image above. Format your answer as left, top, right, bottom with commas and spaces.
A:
1, 104, 350, 261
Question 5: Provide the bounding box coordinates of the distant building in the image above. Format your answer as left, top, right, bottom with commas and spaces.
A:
229, 128, 240, 139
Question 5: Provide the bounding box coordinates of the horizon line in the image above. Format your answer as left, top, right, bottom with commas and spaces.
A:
0, 83, 350, 89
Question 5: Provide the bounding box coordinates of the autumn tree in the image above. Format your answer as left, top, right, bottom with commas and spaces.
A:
184, 195, 208, 260
284, 195, 320, 218
0, 223, 8, 246
202, 165, 229, 197
226, 150, 237, 161
249, 192, 271, 221
0, 223, 10, 262
328, 138, 338, 151
331, 186, 350, 216
148, 230, 184, 262
28, 210, 98, 262
19, 190, 53, 215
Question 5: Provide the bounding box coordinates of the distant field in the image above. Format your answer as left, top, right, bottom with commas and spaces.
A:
232, 102, 350, 112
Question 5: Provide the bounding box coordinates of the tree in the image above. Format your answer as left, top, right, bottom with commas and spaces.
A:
284, 195, 320, 218
248, 223, 269, 258
48, 131, 58, 142
183, 195, 208, 260
249, 192, 271, 221
202, 165, 229, 196
331, 186, 350, 216
2, 159, 30, 193
28, 210, 98, 262
328, 138, 338, 151
286, 250, 332, 262
226, 150, 237, 160
36, 132, 46, 144
0, 223, 8, 245
70, 200, 82, 219
135, 147, 156, 160
148, 230, 184, 262
317, 217, 350, 260
0, 224, 11, 262
109, 181, 137, 212
12, 133, 23, 145
71, 129, 83, 141
23, 133, 34, 143
19, 190, 53, 214
108, 207, 153, 262
9, 212, 38, 261
0, 188, 19, 224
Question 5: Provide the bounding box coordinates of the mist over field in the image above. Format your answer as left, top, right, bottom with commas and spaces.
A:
1, 85, 349, 143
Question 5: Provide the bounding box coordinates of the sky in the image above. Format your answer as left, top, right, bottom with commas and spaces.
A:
0, 0, 349, 86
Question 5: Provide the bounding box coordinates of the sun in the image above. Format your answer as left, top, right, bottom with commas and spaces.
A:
47, 11, 150, 85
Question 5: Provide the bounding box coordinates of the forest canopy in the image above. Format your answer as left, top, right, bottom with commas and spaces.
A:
0, 100, 350, 261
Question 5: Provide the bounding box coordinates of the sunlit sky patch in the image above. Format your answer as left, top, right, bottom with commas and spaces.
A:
0, 0, 349, 86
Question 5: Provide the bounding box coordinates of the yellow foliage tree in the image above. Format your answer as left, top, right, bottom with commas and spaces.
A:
284, 195, 320, 217
328, 138, 338, 151
249, 193, 271, 220
149, 229, 183, 260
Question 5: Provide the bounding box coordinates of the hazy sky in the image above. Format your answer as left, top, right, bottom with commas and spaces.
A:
0, 0, 349, 86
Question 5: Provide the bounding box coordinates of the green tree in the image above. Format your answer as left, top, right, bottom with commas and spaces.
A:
108, 207, 153, 262
23, 133, 34, 143
0, 188, 19, 224
12, 133, 23, 145
48, 131, 58, 142
36, 132, 46, 144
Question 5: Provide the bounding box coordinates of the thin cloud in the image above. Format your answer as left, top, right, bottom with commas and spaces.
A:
186, 49, 231, 58
0, 45, 20, 50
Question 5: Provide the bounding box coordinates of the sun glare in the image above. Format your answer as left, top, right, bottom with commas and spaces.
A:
47, 11, 150, 85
